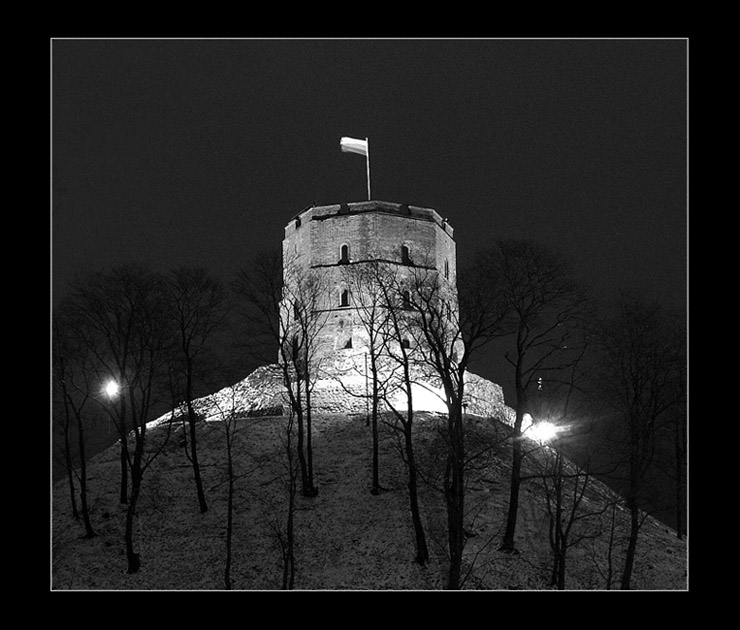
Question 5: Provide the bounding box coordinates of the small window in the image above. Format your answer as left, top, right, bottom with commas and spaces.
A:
293, 301, 300, 319
344, 337, 353, 349
444, 259, 449, 279
402, 290, 411, 309
295, 217, 301, 229
401, 338, 411, 349
401, 244, 411, 265
339, 244, 350, 264
340, 289, 350, 307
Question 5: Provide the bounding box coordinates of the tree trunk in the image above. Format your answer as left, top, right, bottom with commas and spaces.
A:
305, 374, 317, 496
76, 411, 96, 538
224, 458, 234, 589
404, 424, 429, 565
621, 496, 639, 590
124, 461, 142, 574
188, 399, 208, 513
124, 417, 146, 574
118, 397, 128, 504
556, 550, 567, 590
293, 379, 311, 497
621, 411, 643, 590
370, 357, 380, 495
284, 472, 296, 590
119, 442, 128, 504
445, 406, 465, 589
66, 464, 79, 519
58, 374, 79, 519
501, 361, 526, 552
62, 425, 79, 519
674, 415, 686, 539
282, 415, 297, 590
501, 439, 522, 552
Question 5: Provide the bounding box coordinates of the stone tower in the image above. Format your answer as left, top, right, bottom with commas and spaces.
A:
281, 200, 457, 370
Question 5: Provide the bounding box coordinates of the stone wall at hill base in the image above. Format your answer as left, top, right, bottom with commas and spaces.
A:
158, 364, 514, 427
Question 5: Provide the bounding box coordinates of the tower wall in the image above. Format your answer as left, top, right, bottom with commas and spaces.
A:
282, 200, 457, 368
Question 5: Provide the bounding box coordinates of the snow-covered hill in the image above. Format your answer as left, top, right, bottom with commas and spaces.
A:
52, 407, 687, 590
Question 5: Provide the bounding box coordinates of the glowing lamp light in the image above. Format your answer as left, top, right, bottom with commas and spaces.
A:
522, 413, 562, 444
529, 421, 561, 444
104, 380, 120, 398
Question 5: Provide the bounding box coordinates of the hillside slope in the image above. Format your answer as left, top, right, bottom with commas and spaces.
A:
51, 412, 687, 590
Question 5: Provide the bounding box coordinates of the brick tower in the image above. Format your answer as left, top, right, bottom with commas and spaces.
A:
281, 200, 457, 373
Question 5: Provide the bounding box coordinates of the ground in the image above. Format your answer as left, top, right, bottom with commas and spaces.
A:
51, 412, 687, 590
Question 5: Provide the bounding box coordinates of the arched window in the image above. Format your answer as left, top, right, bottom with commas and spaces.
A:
402, 290, 411, 309
401, 244, 411, 265
339, 244, 350, 264
340, 289, 350, 307
291, 334, 300, 355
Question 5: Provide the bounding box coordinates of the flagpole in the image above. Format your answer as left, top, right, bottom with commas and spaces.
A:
365, 137, 371, 200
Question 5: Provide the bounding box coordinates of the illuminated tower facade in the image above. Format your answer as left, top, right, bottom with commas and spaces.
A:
281, 200, 457, 370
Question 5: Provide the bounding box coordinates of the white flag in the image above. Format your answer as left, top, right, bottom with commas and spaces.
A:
340, 136, 368, 157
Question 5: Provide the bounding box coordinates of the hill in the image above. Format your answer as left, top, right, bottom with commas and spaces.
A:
51, 409, 687, 590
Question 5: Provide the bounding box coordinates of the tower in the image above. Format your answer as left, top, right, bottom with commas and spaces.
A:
281, 200, 457, 372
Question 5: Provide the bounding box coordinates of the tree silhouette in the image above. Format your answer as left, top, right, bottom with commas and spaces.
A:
374, 263, 430, 564
404, 257, 508, 588
52, 302, 97, 538
476, 239, 590, 554
166, 266, 227, 514
67, 264, 172, 573
341, 260, 395, 495
593, 292, 685, 589
233, 251, 328, 497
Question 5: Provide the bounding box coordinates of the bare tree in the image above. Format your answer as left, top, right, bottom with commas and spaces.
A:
340, 260, 395, 495
527, 424, 608, 590
656, 331, 687, 540
200, 383, 242, 590
52, 303, 96, 538
519, 333, 602, 589
284, 264, 330, 497
232, 251, 285, 370
166, 266, 228, 514
68, 264, 172, 573
670, 360, 687, 540
276, 407, 299, 589
477, 239, 590, 554
233, 250, 328, 498
369, 264, 431, 564
593, 292, 685, 589
404, 258, 508, 589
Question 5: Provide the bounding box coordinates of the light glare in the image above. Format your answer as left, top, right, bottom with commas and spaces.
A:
105, 380, 120, 398
528, 421, 560, 444
522, 413, 562, 444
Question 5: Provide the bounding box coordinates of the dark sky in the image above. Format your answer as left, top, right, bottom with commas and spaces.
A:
52, 38, 687, 314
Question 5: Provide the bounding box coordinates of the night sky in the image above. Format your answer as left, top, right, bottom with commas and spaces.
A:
52, 38, 687, 315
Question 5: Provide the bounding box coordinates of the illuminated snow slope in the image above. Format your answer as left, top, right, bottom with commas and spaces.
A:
150, 364, 515, 427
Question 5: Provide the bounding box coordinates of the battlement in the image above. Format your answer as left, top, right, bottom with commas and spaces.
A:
288, 200, 454, 239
